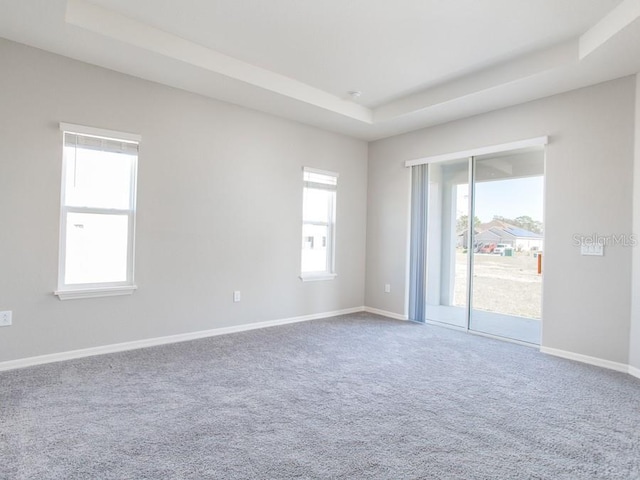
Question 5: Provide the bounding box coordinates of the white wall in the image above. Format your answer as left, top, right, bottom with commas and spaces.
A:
1, 37, 637, 371
366, 77, 636, 365
0, 39, 368, 363
630, 74, 640, 373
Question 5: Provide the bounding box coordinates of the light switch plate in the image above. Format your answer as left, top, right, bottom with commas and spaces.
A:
581, 243, 604, 256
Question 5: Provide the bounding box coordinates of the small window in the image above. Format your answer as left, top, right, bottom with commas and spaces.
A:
55, 123, 140, 300
301, 167, 338, 281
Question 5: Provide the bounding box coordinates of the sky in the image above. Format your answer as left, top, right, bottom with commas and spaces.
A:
456, 176, 544, 224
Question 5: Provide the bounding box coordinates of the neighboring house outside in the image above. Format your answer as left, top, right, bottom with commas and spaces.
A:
458, 220, 543, 252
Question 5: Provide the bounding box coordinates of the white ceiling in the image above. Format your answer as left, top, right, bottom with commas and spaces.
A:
1, 0, 639, 140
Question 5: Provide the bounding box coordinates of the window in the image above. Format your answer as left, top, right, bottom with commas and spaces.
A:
300, 167, 338, 281
55, 123, 140, 300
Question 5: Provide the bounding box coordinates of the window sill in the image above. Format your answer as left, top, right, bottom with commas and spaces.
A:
54, 285, 138, 300
299, 273, 337, 282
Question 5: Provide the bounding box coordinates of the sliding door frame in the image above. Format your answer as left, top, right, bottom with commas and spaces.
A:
465, 156, 475, 331
405, 136, 548, 336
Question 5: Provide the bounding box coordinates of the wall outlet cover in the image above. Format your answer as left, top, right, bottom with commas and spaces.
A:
0, 311, 12, 327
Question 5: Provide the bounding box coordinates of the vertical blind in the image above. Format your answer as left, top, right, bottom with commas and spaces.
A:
408, 164, 428, 323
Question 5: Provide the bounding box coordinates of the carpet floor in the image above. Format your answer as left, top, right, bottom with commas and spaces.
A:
1, 312, 639, 479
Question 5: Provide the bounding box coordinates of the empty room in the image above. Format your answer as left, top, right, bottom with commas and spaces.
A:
1, 0, 640, 478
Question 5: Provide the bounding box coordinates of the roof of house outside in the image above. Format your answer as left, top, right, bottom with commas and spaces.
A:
502, 226, 543, 239
458, 220, 543, 240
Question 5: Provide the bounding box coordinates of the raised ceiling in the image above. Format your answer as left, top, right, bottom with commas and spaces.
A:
1, 0, 639, 140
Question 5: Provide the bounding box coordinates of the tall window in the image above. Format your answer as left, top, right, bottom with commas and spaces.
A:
301, 167, 338, 281
56, 123, 139, 300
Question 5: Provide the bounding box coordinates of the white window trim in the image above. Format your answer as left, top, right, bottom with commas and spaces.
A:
299, 272, 337, 282
55, 123, 140, 300
59, 122, 142, 143
300, 167, 337, 282
54, 285, 138, 301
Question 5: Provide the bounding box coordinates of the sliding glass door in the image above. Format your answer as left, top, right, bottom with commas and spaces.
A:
469, 150, 544, 344
424, 159, 470, 328
415, 145, 544, 344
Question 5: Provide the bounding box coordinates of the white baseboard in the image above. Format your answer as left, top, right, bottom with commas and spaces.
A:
0, 306, 365, 372
363, 306, 408, 321
540, 346, 629, 373
4, 307, 637, 380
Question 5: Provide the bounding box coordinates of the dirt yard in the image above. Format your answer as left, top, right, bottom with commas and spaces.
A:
453, 250, 542, 319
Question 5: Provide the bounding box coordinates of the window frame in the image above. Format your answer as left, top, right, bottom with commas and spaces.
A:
54, 123, 140, 300
300, 167, 338, 282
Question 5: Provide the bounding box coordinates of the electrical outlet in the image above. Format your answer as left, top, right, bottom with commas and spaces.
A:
384, 284, 391, 293
0, 311, 12, 327
233, 291, 241, 303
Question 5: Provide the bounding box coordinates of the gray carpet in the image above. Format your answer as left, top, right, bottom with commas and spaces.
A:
1, 313, 639, 479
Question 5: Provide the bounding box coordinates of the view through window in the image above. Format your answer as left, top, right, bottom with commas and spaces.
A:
301, 168, 337, 279
58, 126, 139, 293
